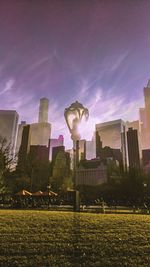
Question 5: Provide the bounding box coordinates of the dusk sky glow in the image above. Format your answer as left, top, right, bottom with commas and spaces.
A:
0, 1, 150, 148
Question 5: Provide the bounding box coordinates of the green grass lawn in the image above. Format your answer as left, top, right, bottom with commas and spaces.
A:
0, 210, 149, 267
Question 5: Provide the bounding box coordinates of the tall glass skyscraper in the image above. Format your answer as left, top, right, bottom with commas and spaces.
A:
96, 119, 127, 168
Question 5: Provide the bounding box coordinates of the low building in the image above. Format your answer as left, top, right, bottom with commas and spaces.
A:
76, 159, 107, 186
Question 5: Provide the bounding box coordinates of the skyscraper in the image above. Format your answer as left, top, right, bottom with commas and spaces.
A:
30, 98, 51, 147
78, 139, 86, 161
52, 146, 70, 178
127, 128, 140, 170
38, 97, 49, 123
0, 110, 19, 156
17, 98, 51, 167
96, 119, 127, 167
95, 131, 102, 158
139, 80, 150, 149
17, 124, 30, 169
30, 122, 51, 146
126, 120, 142, 160
86, 135, 96, 160
96, 119, 125, 149
144, 80, 150, 129
15, 121, 26, 155
49, 135, 64, 160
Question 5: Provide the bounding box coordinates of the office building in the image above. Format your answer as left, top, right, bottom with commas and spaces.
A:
66, 148, 74, 170
49, 135, 64, 160
142, 149, 150, 166
29, 98, 51, 147
17, 97, 51, 167
96, 119, 127, 167
96, 119, 125, 149
30, 144, 50, 162
142, 149, 150, 173
78, 139, 86, 161
127, 128, 140, 170
52, 146, 70, 178
52, 146, 65, 164
95, 130, 102, 158
0, 110, 19, 156
30, 122, 51, 147
38, 97, 49, 123
126, 120, 142, 160
139, 80, 150, 149
86, 136, 96, 160
15, 121, 26, 155
144, 80, 150, 129
17, 125, 30, 169
18, 124, 50, 168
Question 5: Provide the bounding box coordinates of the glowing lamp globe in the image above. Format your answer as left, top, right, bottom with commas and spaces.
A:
64, 101, 89, 141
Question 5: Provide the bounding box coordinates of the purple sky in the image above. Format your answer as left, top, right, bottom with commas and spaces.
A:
0, 1, 150, 148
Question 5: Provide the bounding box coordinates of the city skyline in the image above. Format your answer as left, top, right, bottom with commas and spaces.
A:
0, 1, 150, 148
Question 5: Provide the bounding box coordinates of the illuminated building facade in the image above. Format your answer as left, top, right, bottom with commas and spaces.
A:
139, 80, 150, 149
96, 119, 127, 168
29, 98, 51, 147
30, 122, 51, 147
38, 97, 49, 123
86, 136, 96, 160
144, 80, 150, 129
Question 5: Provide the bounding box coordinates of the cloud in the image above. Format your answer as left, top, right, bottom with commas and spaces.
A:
47, 85, 143, 150
109, 51, 129, 72
28, 52, 58, 71
73, 84, 144, 146
0, 78, 38, 122
0, 78, 15, 96
0, 74, 144, 151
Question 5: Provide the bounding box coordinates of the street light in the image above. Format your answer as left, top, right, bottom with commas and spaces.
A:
64, 101, 89, 185
64, 101, 89, 212
64, 101, 89, 142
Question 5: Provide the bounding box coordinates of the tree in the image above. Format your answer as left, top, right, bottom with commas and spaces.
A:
0, 136, 16, 193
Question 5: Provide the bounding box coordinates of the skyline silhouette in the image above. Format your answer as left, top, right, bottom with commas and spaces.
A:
0, 1, 150, 147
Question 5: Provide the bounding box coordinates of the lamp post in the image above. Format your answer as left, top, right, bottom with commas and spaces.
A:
64, 101, 89, 187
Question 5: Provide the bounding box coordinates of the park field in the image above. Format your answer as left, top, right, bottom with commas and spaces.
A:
0, 210, 149, 267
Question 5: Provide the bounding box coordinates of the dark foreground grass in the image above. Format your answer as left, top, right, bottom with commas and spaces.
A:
0, 210, 149, 267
